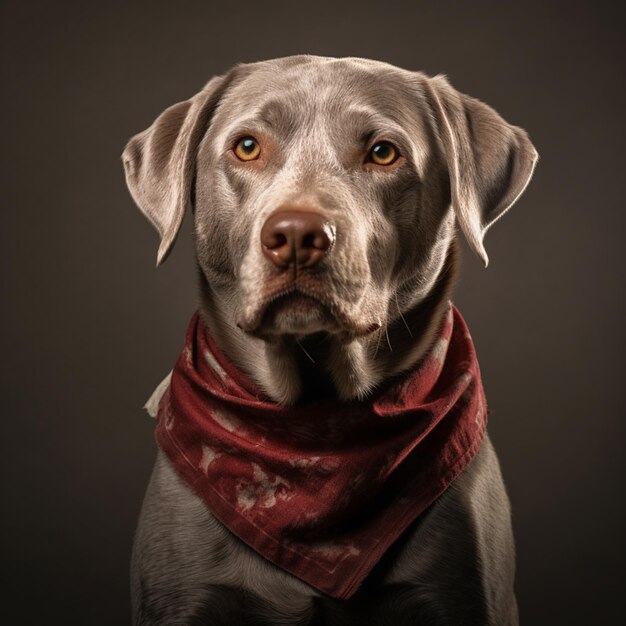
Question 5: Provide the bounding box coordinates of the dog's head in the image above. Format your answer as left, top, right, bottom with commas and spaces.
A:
122, 55, 537, 398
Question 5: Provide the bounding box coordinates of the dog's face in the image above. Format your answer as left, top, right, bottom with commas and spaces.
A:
193, 57, 455, 341
122, 55, 537, 397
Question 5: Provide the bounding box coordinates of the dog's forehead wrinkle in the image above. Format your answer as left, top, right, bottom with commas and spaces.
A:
343, 105, 402, 126
222, 58, 416, 126
256, 98, 300, 133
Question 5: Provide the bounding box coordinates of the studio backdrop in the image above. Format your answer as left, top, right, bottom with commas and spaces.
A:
1, 1, 623, 624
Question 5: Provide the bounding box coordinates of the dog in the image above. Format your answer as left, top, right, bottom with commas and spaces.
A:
122, 54, 538, 625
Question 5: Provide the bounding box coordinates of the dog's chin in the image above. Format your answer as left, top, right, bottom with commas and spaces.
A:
238, 292, 383, 341
256, 293, 340, 338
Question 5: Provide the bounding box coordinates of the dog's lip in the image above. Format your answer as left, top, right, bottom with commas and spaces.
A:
237, 286, 382, 339
265, 291, 326, 312
261, 291, 336, 331
237, 286, 329, 332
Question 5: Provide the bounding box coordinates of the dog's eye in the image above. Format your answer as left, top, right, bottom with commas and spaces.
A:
367, 141, 399, 166
234, 136, 261, 161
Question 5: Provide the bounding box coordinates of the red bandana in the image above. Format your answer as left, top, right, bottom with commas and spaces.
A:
154, 302, 488, 600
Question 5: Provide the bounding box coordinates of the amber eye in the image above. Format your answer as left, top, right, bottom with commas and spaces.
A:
368, 141, 399, 166
234, 136, 261, 161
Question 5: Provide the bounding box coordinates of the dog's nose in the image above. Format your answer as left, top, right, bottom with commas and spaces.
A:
260, 210, 335, 269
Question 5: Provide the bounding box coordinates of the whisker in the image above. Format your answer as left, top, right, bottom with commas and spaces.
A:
295, 338, 316, 364
373, 325, 383, 359
395, 291, 412, 337
385, 326, 393, 352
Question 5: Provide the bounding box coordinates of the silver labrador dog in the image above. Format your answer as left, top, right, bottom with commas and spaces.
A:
122, 55, 538, 625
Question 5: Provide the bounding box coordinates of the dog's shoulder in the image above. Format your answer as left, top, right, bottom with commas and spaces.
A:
363, 432, 517, 624
132, 449, 322, 624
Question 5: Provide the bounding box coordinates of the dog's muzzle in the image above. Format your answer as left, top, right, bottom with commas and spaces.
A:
237, 209, 380, 339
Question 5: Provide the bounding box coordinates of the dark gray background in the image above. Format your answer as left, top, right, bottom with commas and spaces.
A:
2, 1, 624, 624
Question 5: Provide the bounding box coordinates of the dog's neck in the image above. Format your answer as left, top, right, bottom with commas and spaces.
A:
197, 240, 459, 405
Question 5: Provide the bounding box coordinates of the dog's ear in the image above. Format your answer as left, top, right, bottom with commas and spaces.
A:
422, 74, 539, 267
121, 67, 242, 266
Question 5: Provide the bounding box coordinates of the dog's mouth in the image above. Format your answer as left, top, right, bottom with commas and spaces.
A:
261, 291, 337, 335
237, 286, 382, 340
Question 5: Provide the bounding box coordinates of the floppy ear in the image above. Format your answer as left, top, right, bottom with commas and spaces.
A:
121, 68, 241, 266
423, 74, 539, 267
